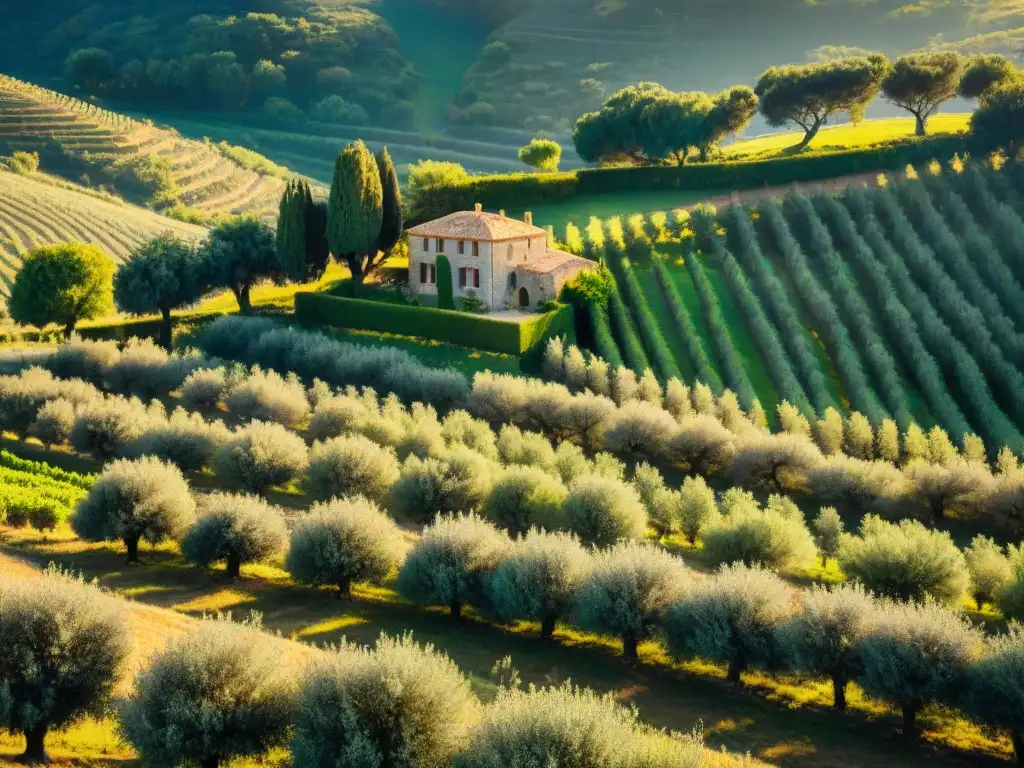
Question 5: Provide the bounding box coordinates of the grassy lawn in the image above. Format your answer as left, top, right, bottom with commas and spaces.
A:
724, 114, 971, 158
633, 264, 697, 381
0, 530, 1009, 768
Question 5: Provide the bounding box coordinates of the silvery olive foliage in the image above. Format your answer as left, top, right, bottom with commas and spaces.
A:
0, 567, 130, 764
965, 626, 1024, 762
777, 583, 878, 710
178, 366, 230, 411
701, 489, 817, 571
389, 447, 496, 525
453, 682, 702, 768
963, 534, 1012, 609
483, 466, 568, 535
70, 395, 160, 460
104, 338, 203, 399
397, 513, 510, 618
488, 528, 592, 637
44, 336, 120, 384
72, 456, 196, 562
181, 492, 288, 578
293, 633, 479, 768
303, 434, 401, 504
837, 514, 969, 604
575, 541, 690, 660
858, 598, 980, 738
120, 614, 295, 768
308, 392, 372, 442
286, 496, 407, 596
29, 397, 76, 447
441, 409, 499, 460
226, 366, 311, 427
811, 506, 844, 566
563, 474, 647, 546
664, 563, 794, 684
214, 420, 309, 495
677, 474, 718, 545
128, 407, 232, 472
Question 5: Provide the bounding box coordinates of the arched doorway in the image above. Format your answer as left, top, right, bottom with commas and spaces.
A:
518, 287, 530, 308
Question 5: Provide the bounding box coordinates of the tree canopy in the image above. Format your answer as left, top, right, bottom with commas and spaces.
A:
377, 147, 404, 255
971, 78, 1024, 155
518, 137, 563, 172
755, 55, 891, 149
959, 54, 1018, 101
882, 53, 963, 135
276, 179, 329, 284
199, 217, 281, 313
327, 140, 384, 284
9, 243, 114, 337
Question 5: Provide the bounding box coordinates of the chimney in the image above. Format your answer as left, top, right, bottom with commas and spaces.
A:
524, 211, 533, 226
474, 202, 482, 212
499, 209, 506, 218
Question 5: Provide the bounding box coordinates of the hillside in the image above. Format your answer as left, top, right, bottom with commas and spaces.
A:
0, 169, 207, 303
0, 75, 287, 217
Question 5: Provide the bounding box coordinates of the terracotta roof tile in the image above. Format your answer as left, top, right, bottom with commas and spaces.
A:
517, 249, 597, 275
407, 211, 546, 241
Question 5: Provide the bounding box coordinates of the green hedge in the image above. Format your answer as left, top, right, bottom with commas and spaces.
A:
295, 293, 574, 356
410, 133, 970, 223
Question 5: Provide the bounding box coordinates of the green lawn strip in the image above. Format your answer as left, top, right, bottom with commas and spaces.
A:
606, 276, 651, 375
523, 188, 721, 234
633, 266, 696, 381
1, 537, 1009, 768
662, 262, 721, 385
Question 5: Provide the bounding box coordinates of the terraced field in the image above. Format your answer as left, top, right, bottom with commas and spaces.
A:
581, 161, 1024, 452
0, 75, 286, 217
0, 169, 206, 301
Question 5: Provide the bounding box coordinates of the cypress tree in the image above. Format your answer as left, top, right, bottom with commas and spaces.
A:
276, 180, 307, 283
376, 147, 403, 255
327, 140, 384, 285
436, 255, 454, 309
304, 183, 330, 281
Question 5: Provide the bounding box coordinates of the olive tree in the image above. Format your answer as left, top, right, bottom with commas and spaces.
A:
72, 457, 196, 562
0, 567, 130, 764
198, 217, 282, 313
959, 53, 1017, 100
120, 614, 295, 768
564, 474, 647, 546
389, 448, 496, 525
181, 493, 288, 578
483, 466, 567, 535
964, 535, 1011, 610
882, 53, 963, 135
997, 545, 1024, 621
664, 564, 793, 684
9, 243, 114, 338
811, 506, 844, 567
114, 235, 203, 350
29, 398, 76, 448
837, 515, 969, 604
128, 407, 231, 473
518, 137, 562, 172
575, 541, 690, 661
677, 474, 718, 545
303, 434, 401, 504
488, 529, 592, 638
397, 513, 511, 618
286, 496, 406, 597
225, 367, 310, 427
179, 367, 230, 412
214, 421, 309, 496
294, 633, 478, 768
965, 626, 1024, 765
701, 490, 817, 571
858, 599, 980, 738
454, 682, 701, 768
778, 583, 878, 710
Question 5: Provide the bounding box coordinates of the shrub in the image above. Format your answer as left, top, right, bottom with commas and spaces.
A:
45, 337, 119, 384
214, 421, 309, 495
729, 432, 822, 489
778, 583, 877, 710
70, 395, 158, 460
488, 529, 592, 637
442, 409, 499, 460
308, 393, 372, 442
105, 338, 200, 399
518, 137, 562, 172
997, 545, 1024, 620
664, 564, 793, 684
120, 615, 294, 768
454, 682, 701, 768
226, 367, 310, 427
179, 367, 229, 411
677, 475, 718, 545
72, 457, 195, 562
965, 626, 1024, 765
397, 513, 510, 618
964, 535, 1011, 609
564, 475, 647, 546
634, 462, 676, 538
483, 466, 568, 535
181, 493, 288, 578
602, 400, 679, 463
858, 599, 980, 737
496, 424, 556, 472
670, 415, 737, 478
0, 367, 90, 439
389, 447, 495, 525
838, 515, 969, 604
29, 398, 76, 447
128, 408, 231, 472
286, 497, 406, 596
701, 490, 816, 571
0, 567, 130, 764
575, 541, 690, 660
303, 434, 401, 505
811, 507, 844, 566
293, 633, 478, 767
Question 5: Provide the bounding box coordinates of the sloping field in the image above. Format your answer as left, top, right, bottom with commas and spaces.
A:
0, 75, 286, 217
586, 162, 1024, 452
0, 169, 207, 300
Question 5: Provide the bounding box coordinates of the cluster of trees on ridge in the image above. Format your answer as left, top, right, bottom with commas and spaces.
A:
572, 51, 1022, 164
4, 139, 403, 347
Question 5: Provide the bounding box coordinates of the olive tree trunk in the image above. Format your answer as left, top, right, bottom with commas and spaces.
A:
124, 535, 141, 564
901, 704, 917, 738
795, 119, 823, 151
831, 674, 848, 711
19, 725, 48, 765
159, 306, 174, 352
621, 633, 639, 662
541, 614, 557, 639
226, 553, 241, 580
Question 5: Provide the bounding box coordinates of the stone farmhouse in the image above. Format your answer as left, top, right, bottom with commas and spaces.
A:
407, 205, 595, 311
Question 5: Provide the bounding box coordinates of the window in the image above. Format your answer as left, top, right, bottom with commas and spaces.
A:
436, 238, 445, 254
472, 241, 479, 257
422, 238, 429, 252
459, 268, 480, 289
508, 272, 517, 290
419, 262, 436, 285
458, 240, 465, 255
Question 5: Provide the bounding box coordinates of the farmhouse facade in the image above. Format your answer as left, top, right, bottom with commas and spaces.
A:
407, 205, 595, 311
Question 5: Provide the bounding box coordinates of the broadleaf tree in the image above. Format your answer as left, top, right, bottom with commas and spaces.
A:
199, 217, 281, 313
959, 53, 1018, 100
327, 140, 384, 285
882, 53, 963, 135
